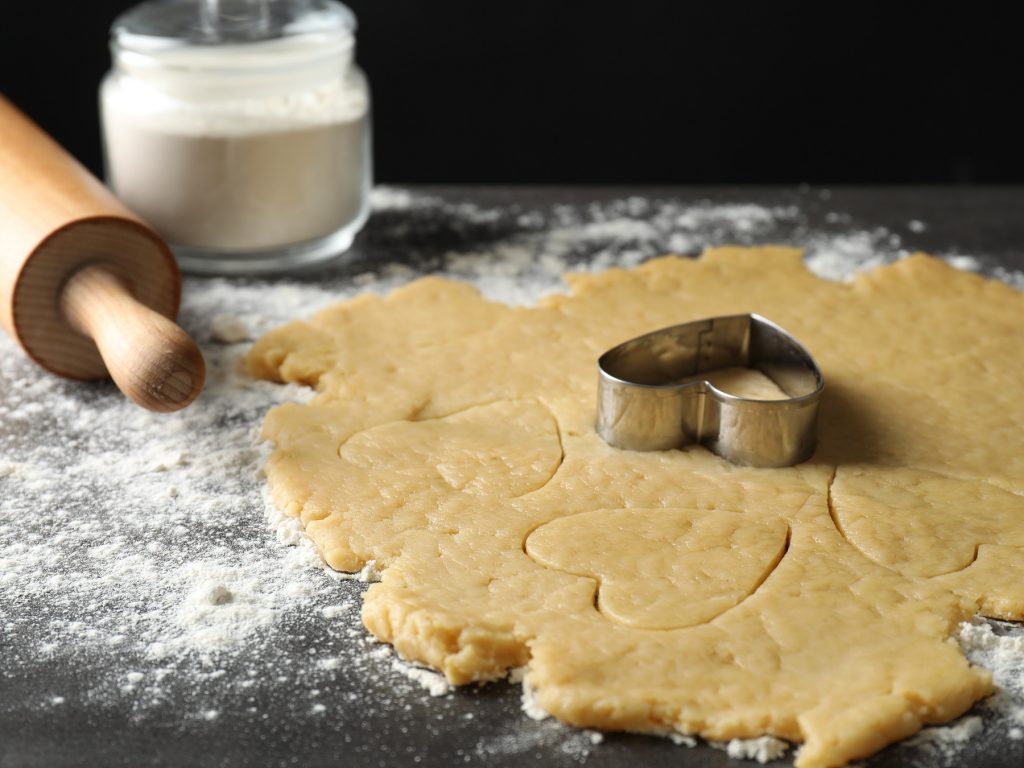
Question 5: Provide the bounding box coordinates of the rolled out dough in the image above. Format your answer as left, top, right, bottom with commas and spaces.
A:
248, 248, 1024, 768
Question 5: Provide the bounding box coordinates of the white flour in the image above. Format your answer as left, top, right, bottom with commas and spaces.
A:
104, 120, 368, 250
391, 658, 452, 698
726, 736, 790, 763
1, 186, 1022, 766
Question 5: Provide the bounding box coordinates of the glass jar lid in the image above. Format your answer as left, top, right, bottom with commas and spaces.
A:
109, 1, 359, 97
112, 0, 356, 48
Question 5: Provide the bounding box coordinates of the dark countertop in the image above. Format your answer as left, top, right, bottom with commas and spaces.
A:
1, 186, 1022, 768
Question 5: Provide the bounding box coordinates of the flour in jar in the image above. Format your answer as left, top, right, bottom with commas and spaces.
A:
104, 118, 367, 251
101, 35, 370, 254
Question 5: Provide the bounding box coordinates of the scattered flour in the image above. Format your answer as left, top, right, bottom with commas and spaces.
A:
670, 733, 698, 747
725, 736, 790, 763
802, 231, 895, 280
162, 563, 280, 654
909, 716, 985, 749
958, 620, 1024, 737
520, 678, 550, 721
210, 314, 249, 344
1, 185, 1022, 765
992, 265, 1024, 291
320, 602, 352, 618
390, 658, 452, 697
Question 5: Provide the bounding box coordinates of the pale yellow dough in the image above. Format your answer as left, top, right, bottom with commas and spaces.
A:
248, 248, 1024, 768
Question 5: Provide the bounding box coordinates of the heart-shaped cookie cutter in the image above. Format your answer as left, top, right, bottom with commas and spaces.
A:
596, 314, 824, 467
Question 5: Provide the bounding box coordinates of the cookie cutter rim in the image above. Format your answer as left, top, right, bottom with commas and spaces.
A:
596, 314, 824, 467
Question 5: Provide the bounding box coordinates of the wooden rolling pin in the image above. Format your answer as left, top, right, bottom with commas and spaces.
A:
0, 94, 204, 412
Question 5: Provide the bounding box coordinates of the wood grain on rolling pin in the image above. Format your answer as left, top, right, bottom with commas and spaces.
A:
0, 94, 203, 410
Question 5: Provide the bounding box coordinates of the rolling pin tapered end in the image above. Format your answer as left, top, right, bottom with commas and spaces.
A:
61, 264, 205, 412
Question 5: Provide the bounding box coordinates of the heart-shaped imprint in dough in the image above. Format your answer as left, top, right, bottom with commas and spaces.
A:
831, 465, 1024, 619
525, 508, 789, 629
339, 399, 564, 499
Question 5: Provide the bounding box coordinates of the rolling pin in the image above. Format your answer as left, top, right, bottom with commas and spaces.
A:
0, 94, 204, 412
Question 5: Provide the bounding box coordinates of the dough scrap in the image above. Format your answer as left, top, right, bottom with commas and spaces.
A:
248, 248, 1024, 768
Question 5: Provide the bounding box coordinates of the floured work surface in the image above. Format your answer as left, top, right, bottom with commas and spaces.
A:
248, 247, 1024, 768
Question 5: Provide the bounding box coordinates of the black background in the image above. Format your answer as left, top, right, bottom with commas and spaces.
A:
1, 0, 1023, 184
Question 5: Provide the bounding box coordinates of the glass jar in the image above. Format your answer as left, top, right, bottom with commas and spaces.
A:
100, 0, 372, 275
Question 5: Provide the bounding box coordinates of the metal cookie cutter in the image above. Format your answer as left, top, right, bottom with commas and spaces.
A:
596, 314, 824, 467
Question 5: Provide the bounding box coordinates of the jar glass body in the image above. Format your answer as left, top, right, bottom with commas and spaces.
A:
99, 2, 372, 275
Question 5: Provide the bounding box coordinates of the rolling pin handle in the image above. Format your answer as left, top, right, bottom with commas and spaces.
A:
59, 264, 205, 412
